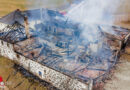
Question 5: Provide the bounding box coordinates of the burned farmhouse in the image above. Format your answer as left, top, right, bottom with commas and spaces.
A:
0, 9, 130, 90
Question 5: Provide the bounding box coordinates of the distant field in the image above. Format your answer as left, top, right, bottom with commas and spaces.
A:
0, 0, 129, 17
0, 0, 72, 17
118, 0, 130, 14
0, 0, 28, 17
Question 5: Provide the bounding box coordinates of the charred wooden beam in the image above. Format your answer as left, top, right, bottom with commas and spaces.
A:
24, 16, 30, 39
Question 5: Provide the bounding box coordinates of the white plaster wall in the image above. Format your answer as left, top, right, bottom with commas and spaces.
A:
0, 39, 89, 90
0, 23, 7, 32
0, 40, 17, 60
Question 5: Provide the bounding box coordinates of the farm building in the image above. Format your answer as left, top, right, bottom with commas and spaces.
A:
0, 9, 130, 90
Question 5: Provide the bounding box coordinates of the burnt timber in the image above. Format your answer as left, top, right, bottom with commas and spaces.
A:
0, 9, 130, 90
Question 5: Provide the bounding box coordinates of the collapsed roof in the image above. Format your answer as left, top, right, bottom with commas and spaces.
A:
0, 9, 130, 84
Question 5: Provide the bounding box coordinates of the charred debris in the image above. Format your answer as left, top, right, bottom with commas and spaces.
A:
0, 9, 130, 85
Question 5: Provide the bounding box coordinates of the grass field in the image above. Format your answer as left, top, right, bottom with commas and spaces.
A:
0, 0, 28, 17
0, 0, 72, 17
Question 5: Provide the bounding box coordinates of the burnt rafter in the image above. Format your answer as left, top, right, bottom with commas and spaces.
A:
0, 22, 27, 43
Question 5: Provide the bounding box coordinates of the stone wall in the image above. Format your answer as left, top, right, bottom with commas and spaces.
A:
0, 39, 90, 90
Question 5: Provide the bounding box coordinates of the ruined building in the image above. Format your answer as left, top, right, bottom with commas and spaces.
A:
0, 9, 130, 90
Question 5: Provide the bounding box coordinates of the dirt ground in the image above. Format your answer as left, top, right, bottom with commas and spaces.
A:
0, 57, 47, 90
104, 54, 130, 90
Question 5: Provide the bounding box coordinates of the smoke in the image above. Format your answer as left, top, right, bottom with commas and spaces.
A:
26, 0, 121, 56
66, 0, 120, 24
25, 0, 122, 75
65, 0, 121, 53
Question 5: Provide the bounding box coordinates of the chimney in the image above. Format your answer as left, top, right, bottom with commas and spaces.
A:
24, 16, 30, 38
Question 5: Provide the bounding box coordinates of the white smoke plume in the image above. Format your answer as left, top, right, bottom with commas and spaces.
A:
65, 0, 120, 43
65, 0, 121, 53
27, 0, 121, 53
66, 0, 120, 24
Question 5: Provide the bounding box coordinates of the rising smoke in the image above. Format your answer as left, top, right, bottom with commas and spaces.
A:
27, 0, 121, 55
26, 0, 121, 70
66, 0, 120, 24
65, 0, 121, 53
